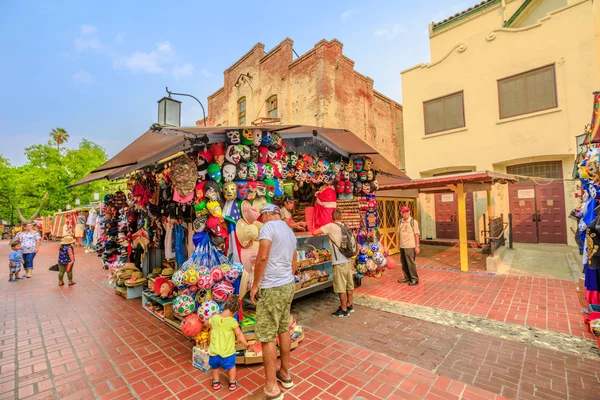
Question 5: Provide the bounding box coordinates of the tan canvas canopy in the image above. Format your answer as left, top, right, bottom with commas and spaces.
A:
71, 125, 409, 187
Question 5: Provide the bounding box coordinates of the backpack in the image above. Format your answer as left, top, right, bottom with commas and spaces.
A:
333, 222, 358, 258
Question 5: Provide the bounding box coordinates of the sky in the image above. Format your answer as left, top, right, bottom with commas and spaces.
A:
0, 0, 473, 166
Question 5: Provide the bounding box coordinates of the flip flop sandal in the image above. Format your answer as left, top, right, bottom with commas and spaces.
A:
263, 389, 284, 400
211, 381, 221, 390
276, 370, 294, 389
68, 282, 76, 286
58, 282, 65, 286
229, 380, 238, 391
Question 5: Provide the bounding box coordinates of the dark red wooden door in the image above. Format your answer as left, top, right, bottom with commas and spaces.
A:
435, 193, 475, 240
435, 193, 458, 239
509, 184, 538, 243
536, 182, 567, 244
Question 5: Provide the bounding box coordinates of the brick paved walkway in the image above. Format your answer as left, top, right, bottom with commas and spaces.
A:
0, 242, 512, 400
359, 254, 588, 338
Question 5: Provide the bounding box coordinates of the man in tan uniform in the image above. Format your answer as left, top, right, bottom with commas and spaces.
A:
397, 206, 420, 286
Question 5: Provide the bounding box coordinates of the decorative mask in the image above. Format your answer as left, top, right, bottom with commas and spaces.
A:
241, 128, 254, 145
235, 182, 248, 200
256, 182, 266, 197
285, 167, 294, 179
354, 158, 364, 172
261, 131, 273, 147
345, 181, 353, 195
336, 181, 345, 194
358, 171, 368, 182
197, 163, 208, 181
313, 173, 324, 184
195, 182, 206, 202
239, 145, 251, 162
367, 170, 375, 181
222, 182, 237, 201
225, 145, 241, 165
250, 146, 259, 163
197, 148, 213, 166
246, 181, 257, 200
211, 142, 225, 166
354, 181, 363, 195
341, 170, 350, 181
372, 179, 379, 190
267, 150, 277, 163
279, 150, 288, 165
264, 179, 276, 200
252, 129, 262, 147
193, 215, 208, 232
226, 129, 241, 145
247, 162, 258, 181
288, 153, 298, 167
271, 132, 282, 150
350, 171, 358, 182
236, 163, 248, 180
302, 155, 313, 171
294, 169, 304, 182
363, 182, 372, 194
274, 180, 284, 197
207, 216, 224, 236
207, 201, 223, 218
256, 163, 265, 180
222, 163, 236, 182
207, 163, 222, 182
264, 163, 274, 179
364, 157, 373, 171
272, 161, 283, 179
258, 146, 269, 164
205, 181, 221, 202
345, 160, 354, 172
318, 160, 326, 173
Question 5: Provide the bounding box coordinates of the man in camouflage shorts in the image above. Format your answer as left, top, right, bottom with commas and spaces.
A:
251, 204, 297, 400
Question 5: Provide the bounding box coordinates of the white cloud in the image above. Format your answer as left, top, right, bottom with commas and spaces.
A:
80, 24, 97, 36
114, 50, 166, 74
156, 41, 172, 52
373, 23, 407, 41
75, 24, 104, 52
172, 63, 195, 79
341, 10, 353, 20
72, 69, 94, 84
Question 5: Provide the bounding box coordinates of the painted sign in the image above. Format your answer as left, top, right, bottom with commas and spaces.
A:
517, 189, 535, 199
441, 194, 454, 202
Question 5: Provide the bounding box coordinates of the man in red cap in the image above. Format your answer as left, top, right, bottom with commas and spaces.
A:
398, 206, 420, 286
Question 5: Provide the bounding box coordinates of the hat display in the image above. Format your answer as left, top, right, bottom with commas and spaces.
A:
60, 236, 76, 245
161, 268, 174, 277
125, 271, 147, 287
236, 219, 259, 248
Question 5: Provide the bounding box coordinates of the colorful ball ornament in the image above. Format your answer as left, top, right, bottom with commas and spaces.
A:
230, 262, 244, 275
360, 245, 368, 255
210, 266, 224, 283
173, 295, 195, 317
358, 254, 367, 264
212, 281, 234, 302
180, 314, 203, 338
224, 267, 240, 283
366, 259, 377, 272
198, 274, 213, 290
171, 269, 185, 289
199, 300, 220, 321
183, 269, 200, 286
370, 243, 380, 253
197, 265, 210, 276
367, 249, 374, 257
196, 289, 212, 303
386, 257, 397, 270
356, 262, 367, 274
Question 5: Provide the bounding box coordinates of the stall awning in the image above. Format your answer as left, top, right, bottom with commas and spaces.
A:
72, 125, 410, 187
379, 171, 518, 193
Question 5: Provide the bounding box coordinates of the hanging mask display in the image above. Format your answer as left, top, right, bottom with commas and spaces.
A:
271, 132, 282, 150
246, 181, 258, 200
195, 182, 206, 202
236, 163, 248, 180
241, 128, 254, 146
256, 163, 265, 180
264, 163, 274, 179
207, 163, 222, 182
235, 182, 249, 200
358, 171, 368, 182
246, 162, 258, 181
239, 145, 251, 162
288, 153, 298, 168
261, 131, 273, 147
211, 142, 225, 166
225, 145, 241, 165
205, 182, 221, 202
252, 129, 262, 147
367, 170, 375, 181
267, 149, 278, 163
336, 181, 345, 193
222, 182, 237, 201
354, 158, 364, 172
256, 182, 266, 197
272, 161, 283, 179
350, 171, 358, 182
226, 129, 241, 145
222, 163, 237, 182
354, 181, 363, 195
258, 147, 269, 164
345, 181, 354, 195
364, 157, 373, 171
250, 146, 259, 163
207, 201, 223, 218
363, 182, 372, 194
197, 163, 208, 181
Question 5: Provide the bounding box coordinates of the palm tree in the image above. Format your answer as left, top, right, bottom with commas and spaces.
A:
50, 127, 69, 153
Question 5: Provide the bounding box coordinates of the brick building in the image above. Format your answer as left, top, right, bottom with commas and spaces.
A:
197, 38, 404, 168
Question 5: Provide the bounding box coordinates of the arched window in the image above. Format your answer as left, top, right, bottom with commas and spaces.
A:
267, 95, 277, 118
238, 97, 246, 125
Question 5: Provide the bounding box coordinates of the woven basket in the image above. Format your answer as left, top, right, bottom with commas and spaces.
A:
577, 276, 589, 310
295, 283, 303, 291
318, 275, 329, 282
309, 277, 318, 286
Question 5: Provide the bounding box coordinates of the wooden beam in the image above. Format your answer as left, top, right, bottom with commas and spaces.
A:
486, 189, 493, 218
456, 183, 468, 272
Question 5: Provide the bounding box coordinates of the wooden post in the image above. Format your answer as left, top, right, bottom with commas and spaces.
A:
456, 184, 469, 272
486, 189, 493, 218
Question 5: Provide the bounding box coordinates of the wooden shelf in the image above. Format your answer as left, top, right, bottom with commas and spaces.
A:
142, 291, 174, 305
293, 280, 333, 300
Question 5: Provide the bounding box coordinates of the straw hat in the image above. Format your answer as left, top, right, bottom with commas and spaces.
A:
125, 271, 147, 287
161, 268, 174, 277
236, 219, 259, 248
60, 236, 76, 245
240, 201, 259, 224
252, 197, 268, 214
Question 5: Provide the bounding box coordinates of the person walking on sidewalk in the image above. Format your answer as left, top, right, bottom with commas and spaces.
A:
397, 206, 420, 286
16, 223, 41, 278
250, 204, 297, 400
312, 209, 355, 317
58, 236, 76, 286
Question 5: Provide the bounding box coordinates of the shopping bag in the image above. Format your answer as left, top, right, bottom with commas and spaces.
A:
192, 346, 211, 372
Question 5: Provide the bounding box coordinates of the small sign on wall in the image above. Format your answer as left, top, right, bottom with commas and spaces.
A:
547, 200, 554, 206
441, 194, 454, 202
518, 189, 535, 199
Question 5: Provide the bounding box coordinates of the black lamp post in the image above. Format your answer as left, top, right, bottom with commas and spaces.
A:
160, 86, 207, 127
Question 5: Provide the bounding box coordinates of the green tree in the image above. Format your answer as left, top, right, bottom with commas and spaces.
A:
50, 127, 69, 153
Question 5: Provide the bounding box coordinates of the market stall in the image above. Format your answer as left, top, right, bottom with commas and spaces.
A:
73, 124, 409, 366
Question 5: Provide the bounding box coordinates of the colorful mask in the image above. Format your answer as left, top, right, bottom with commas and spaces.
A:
350, 171, 358, 182
197, 148, 213, 166
364, 157, 373, 171
247, 162, 258, 181
207, 216, 224, 236
261, 131, 273, 147
367, 170, 374, 181
302, 155, 313, 171
336, 181, 345, 194
222, 163, 236, 182
345, 181, 353, 195
272, 161, 283, 179
354, 181, 363, 195
197, 163, 208, 181
264, 179, 276, 200
256, 163, 265, 180
264, 163, 274, 179
258, 146, 269, 164
341, 170, 350, 181
358, 171, 368, 182
241, 128, 254, 145
246, 181, 257, 200
207, 163, 222, 182
207, 201, 223, 218
195, 182, 206, 202
205, 181, 221, 202
239, 145, 251, 162
211, 142, 225, 166
225, 145, 241, 165
288, 153, 298, 167
226, 130, 241, 145
236, 163, 248, 180
363, 182, 372, 194
222, 182, 237, 201
235, 181, 248, 200
252, 129, 262, 146
250, 147, 259, 163
256, 182, 266, 197
345, 160, 354, 172
274, 180, 284, 197
271, 132, 282, 150
279, 150, 289, 165
267, 149, 277, 163
285, 167, 294, 179
354, 158, 364, 172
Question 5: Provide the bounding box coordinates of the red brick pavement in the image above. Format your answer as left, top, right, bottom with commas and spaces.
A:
0, 242, 510, 400
359, 253, 589, 338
